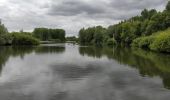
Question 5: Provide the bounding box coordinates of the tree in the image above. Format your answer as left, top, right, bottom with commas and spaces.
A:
78, 1, 170, 46
93, 26, 106, 45
33, 28, 65, 41
0, 20, 8, 35
166, 1, 170, 11
141, 9, 149, 19
79, 28, 86, 43
79, 26, 107, 45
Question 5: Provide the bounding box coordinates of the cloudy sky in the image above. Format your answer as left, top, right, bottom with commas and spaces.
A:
0, 0, 168, 36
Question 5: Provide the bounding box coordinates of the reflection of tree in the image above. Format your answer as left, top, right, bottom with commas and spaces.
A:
79, 46, 170, 89
79, 46, 108, 58
0, 45, 66, 74
0, 46, 35, 70
0, 47, 10, 70
35, 46, 65, 54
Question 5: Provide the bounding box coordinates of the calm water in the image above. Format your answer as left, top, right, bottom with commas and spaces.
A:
0, 43, 170, 100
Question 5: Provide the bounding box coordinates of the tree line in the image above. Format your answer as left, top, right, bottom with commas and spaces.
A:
33, 28, 65, 42
0, 21, 40, 45
79, 1, 170, 52
0, 22, 66, 45
79, 26, 111, 45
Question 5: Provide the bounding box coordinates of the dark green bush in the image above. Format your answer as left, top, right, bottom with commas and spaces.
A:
11, 33, 40, 45
106, 38, 116, 46
0, 34, 13, 45
0, 36, 6, 45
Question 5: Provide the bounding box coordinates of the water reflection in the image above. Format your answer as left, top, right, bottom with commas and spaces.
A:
0, 46, 35, 68
35, 46, 65, 54
0, 45, 65, 70
51, 63, 102, 80
79, 46, 170, 89
0, 44, 170, 100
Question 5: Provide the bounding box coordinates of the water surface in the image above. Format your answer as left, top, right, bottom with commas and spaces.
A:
0, 43, 170, 100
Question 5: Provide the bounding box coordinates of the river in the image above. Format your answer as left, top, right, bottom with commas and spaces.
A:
0, 43, 170, 100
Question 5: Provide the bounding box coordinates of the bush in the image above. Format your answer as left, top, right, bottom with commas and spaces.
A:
106, 38, 117, 46
131, 38, 141, 47
131, 36, 154, 48
11, 33, 40, 45
0, 34, 13, 45
150, 32, 170, 52
132, 29, 170, 53
0, 36, 6, 45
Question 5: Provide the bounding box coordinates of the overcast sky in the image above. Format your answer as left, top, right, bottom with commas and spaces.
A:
0, 0, 168, 36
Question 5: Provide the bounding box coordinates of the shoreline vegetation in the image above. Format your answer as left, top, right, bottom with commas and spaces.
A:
79, 1, 170, 53
0, 27, 40, 45
0, 25, 66, 46
0, 1, 170, 53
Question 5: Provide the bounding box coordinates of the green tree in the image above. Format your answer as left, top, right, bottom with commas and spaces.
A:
0, 20, 8, 35
79, 1, 170, 47
33, 28, 65, 41
141, 9, 149, 19
166, 1, 170, 11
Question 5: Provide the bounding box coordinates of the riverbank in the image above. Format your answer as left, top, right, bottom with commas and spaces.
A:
132, 28, 170, 53
0, 32, 39, 45
78, 1, 170, 53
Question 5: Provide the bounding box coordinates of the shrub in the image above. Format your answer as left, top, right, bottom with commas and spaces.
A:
132, 29, 170, 53
0, 34, 13, 45
131, 38, 140, 47
11, 33, 40, 45
0, 36, 6, 45
106, 38, 117, 46
150, 32, 170, 52
131, 36, 154, 48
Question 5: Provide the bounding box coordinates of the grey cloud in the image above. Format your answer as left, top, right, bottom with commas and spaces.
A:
47, 0, 167, 21
48, 0, 106, 16
110, 0, 166, 10
0, 0, 168, 36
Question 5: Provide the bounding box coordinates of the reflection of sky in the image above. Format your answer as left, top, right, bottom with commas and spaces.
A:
0, 44, 169, 100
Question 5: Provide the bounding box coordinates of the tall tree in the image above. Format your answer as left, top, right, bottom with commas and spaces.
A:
33, 28, 65, 41
0, 20, 8, 35
166, 1, 170, 11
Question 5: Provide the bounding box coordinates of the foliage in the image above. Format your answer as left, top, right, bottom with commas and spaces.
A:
11, 32, 40, 45
131, 36, 154, 48
107, 1, 170, 45
150, 29, 170, 52
0, 21, 39, 45
0, 20, 8, 35
33, 28, 65, 41
79, 26, 108, 45
166, 1, 170, 11
66, 36, 78, 42
0, 34, 13, 45
0, 21, 9, 45
78, 1, 170, 52
106, 38, 116, 46
132, 28, 170, 52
